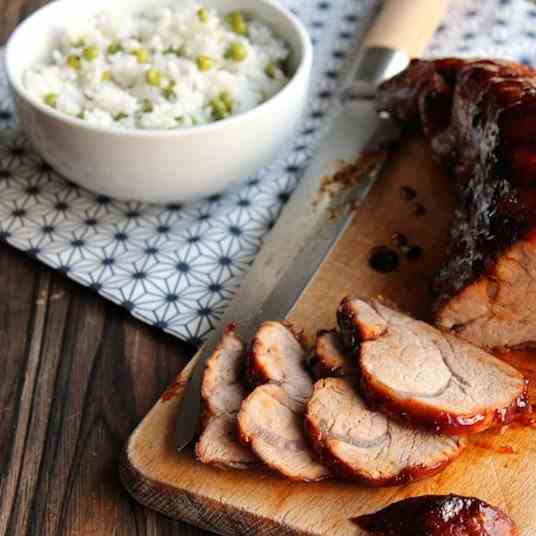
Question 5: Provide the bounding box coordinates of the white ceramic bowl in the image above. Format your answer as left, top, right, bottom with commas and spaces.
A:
5, 0, 313, 203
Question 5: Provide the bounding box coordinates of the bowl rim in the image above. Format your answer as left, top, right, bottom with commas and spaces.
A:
5, 0, 313, 139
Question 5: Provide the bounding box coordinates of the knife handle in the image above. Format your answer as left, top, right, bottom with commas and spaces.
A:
364, 0, 450, 58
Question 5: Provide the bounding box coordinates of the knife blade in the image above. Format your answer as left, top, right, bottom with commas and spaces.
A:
176, 0, 450, 451
175, 55, 406, 451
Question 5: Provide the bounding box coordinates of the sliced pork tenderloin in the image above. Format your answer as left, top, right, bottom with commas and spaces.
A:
196, 416, 257, 470
305, 377, 466, 486
310, 329, 356, 379
239, 383, 330, 481
338, 297, 528, 434
238, 321, 331, 481
247, 321, 312, 402
195, 325, 257, 469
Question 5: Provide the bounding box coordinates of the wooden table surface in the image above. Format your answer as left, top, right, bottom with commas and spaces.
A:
0, 2, 206, 534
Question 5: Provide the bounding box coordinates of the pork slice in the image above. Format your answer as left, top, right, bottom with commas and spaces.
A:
195, 326, 257, 469
436, 238, 536, 350
305, 378, 466, 486
338, 297, 528, 434
247, 321, 312, 403
238, 383, 330, 481
196, 416, 256, 470
354, 494, 519, 536
238, 321, 331, 481
310, 329, 356, 379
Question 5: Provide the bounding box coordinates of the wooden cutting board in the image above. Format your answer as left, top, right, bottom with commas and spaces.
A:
120, 135, 536, 536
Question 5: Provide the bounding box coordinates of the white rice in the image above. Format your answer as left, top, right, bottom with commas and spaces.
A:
24, 2, 290, 129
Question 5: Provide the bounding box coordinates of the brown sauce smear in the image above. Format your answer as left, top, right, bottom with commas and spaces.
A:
470, 439, 516, 455
487, 349, 536, 433
161, 377, 187, 402
497, 349, 536, 401
400, 185, 417, 200
415, 203, 427, 216
368, 246, 400, 273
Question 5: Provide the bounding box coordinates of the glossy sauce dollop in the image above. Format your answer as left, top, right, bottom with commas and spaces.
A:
354, 494, 518, 536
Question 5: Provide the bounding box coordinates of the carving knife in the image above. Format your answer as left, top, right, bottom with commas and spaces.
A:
176, 0, 449, 451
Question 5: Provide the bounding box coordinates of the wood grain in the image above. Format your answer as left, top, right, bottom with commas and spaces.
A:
0, 3, 207, 534
0, 248, 208, 536
122, 136, 536, 536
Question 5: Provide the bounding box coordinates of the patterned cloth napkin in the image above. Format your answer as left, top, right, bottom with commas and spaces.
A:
0, 0, 534, 345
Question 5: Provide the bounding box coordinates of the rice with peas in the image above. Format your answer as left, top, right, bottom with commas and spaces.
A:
24, 2, 290, 129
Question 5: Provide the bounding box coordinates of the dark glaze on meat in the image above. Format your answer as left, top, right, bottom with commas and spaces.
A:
377, 58, 536, 317
354, 494, 519, 535
358, 374, 528, 436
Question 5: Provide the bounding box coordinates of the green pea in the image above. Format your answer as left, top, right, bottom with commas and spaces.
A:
67, 55, 81, 70
133, 48, 150, 64
145, 68, 162, 86
83, 46, 100, 61
196, 55, 214, 71
101, 70, 113, 81
220, 91, 234, 112
77, 110, 85, 119
114, 112, 128, 121
71, 38, 85, 48
175, 116, 184, 123
191, 117, 198, 126
142, 99, 154, 113
163, 87, 176, 101
225, 11, 248, 35
225, 42, 247, 62
209, 97, 228, 120
197, 7, 209, 22
166, 46, 186, 57
44, 93, 58, 108
107, 41, 123, 55
265, 63, 277, 79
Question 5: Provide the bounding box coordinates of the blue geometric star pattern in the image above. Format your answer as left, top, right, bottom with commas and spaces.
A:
0, 0, 534, 344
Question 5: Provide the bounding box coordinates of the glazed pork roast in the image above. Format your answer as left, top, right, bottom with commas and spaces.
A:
378, 58, 536, 351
